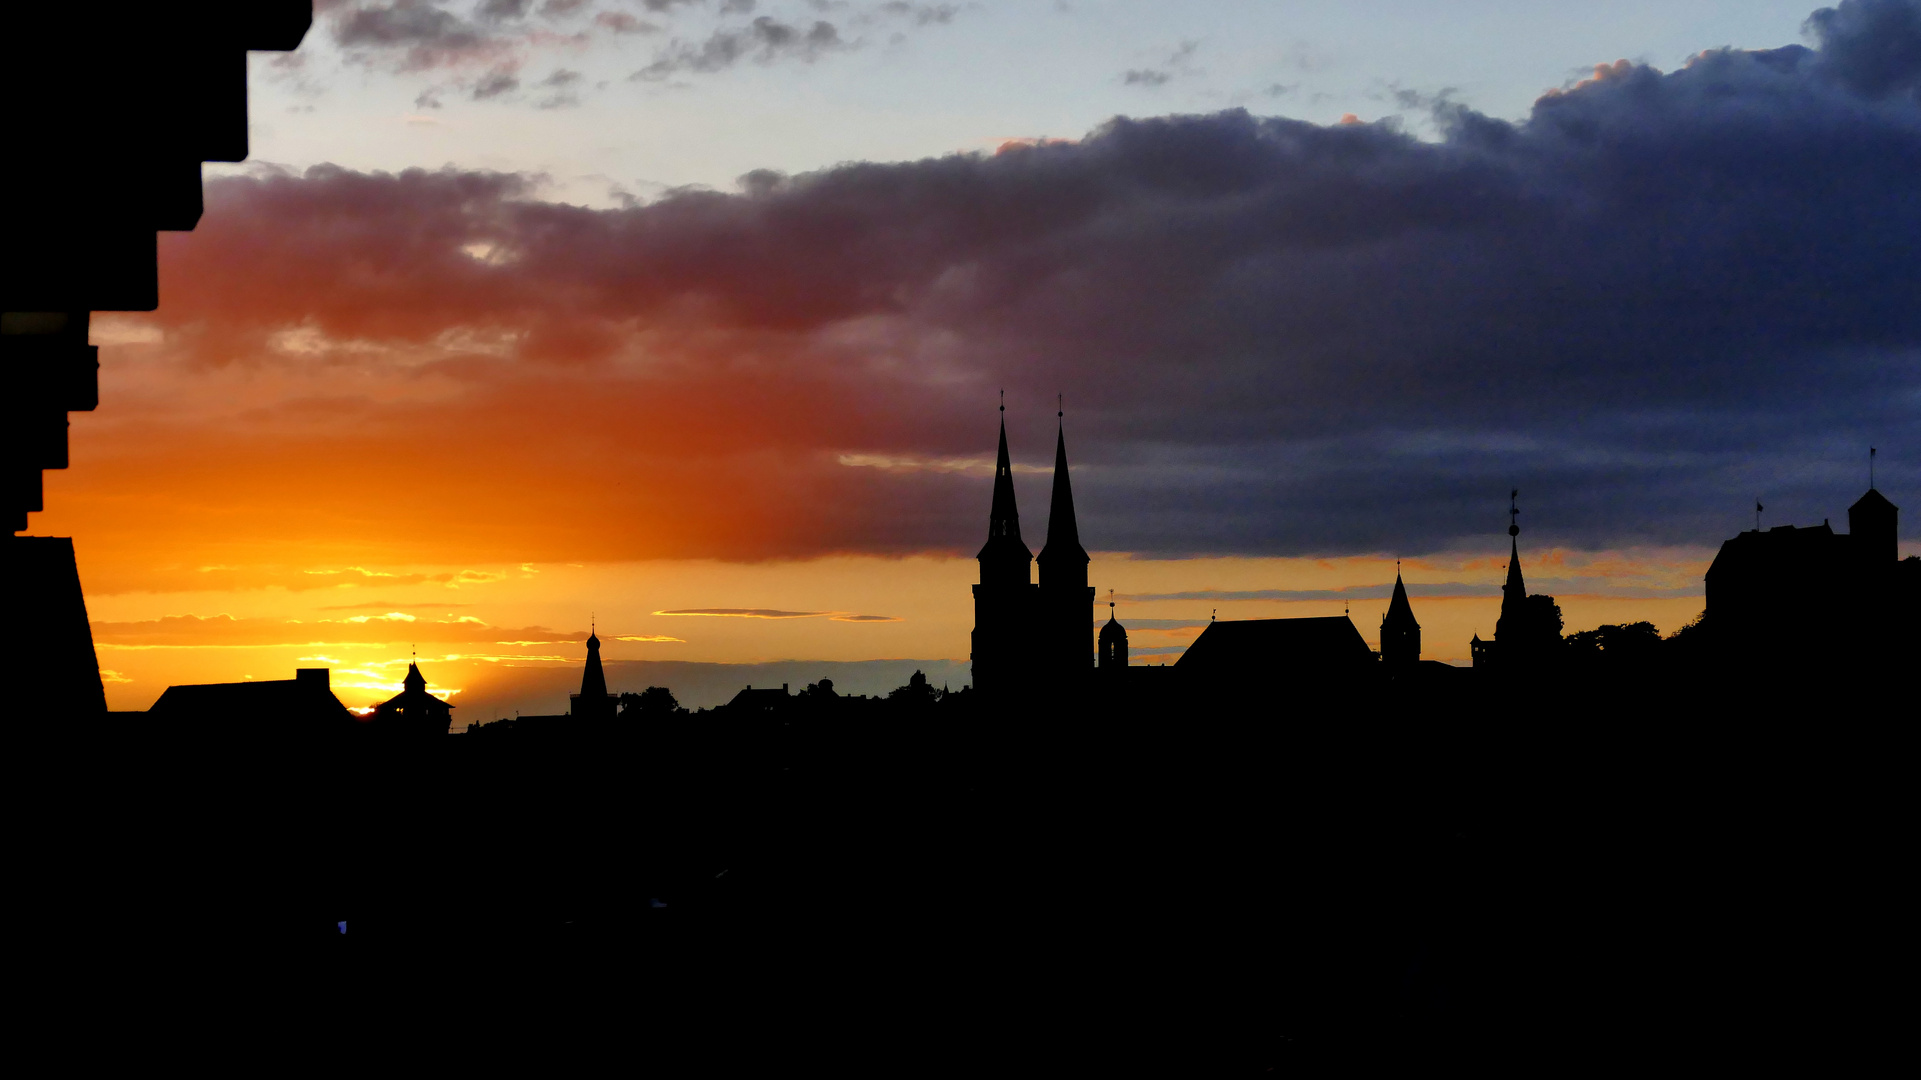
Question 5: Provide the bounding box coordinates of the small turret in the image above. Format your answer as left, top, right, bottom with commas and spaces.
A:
1098, 592, 1128, 673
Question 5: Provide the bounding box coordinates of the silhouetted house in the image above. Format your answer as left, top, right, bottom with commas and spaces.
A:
569, 628, 616, 721
725, 685, 790, 714
1707, 485, 1904, 670
971, 409, 1096, 699
368, 662, 453, 735
147, 668, 354, 733
1380, 569, 1420, 674
1177, 617, 1375, 693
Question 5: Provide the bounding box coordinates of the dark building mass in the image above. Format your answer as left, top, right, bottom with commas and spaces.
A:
1707, 486, 1909, 670
970, 406, 1095, 699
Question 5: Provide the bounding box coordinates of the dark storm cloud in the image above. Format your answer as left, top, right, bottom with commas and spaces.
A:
170, 2, 1920, 559
1805, 0, 1921, 98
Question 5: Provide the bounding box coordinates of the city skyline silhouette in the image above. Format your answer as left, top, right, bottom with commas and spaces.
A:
6, 0, 1917, 1065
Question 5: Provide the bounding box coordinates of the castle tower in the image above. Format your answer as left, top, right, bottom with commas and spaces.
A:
1849, 486, 1897, 568
1098, 596, 1129, 676
1380, 565, 1420, 672
971, 408, 1038, 697
1037, 407, 1095, 680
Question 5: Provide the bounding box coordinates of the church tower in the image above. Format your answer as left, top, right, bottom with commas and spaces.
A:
971, 406, 1038, 697
571, 624, 615, 720
1098, 595, 1128, 677
1037, 406, 1095, 680
1380, 565, 1420, 672
1494, 490, 1527, 645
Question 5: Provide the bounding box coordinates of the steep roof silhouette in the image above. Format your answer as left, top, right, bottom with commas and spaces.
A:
1498, 491, 1528, 636
976, 415, 1033, 576
1038, 419, 1088, 572
1383, 569, 1419, 633
580, 628, 608, 699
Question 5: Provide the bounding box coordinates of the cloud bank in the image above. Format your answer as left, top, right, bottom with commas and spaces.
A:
104, 1, 1920, 569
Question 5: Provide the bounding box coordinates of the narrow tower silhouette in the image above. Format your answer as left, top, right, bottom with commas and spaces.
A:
1380, 564, 1421, 672
571, 623, 615, 720
1037, 402, 1095, 680
1098, 592, 1129, 677
971, 402, 1038, 697
1495, 490, 1527, 643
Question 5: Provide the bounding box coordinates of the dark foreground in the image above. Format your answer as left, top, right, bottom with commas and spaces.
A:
20, 677, 1904, 1067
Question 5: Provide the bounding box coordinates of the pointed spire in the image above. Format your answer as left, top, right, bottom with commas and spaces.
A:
1498, 492, 1528, 640
404, 661, 426, 692
976, 404, 1032, 582
1038, 404, 1087, 573
580, 624, 607, 699
1383, 564, 1418, 632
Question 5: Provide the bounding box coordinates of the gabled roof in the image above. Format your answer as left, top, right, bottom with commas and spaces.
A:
726, 685, 790, 712
1707, 522, 1842, 578
1176, 616, 1373, 676
1850, 487, 1897, 514
149, 675, 354, 729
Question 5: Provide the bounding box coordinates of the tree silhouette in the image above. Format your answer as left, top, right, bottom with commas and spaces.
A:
618, 685, 682, 719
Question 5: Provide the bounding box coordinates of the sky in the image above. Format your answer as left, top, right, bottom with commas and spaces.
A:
37, 0, 1920, 712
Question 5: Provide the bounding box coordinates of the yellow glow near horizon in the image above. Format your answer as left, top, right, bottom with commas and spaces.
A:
84, 549, 1713, 712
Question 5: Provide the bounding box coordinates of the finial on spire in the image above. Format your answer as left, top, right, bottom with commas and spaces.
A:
1058, 393, 1063, 420
1109, 588, 1115, 613
1508, 489, 1520, 537
1211, 608, 1216, 622
1870, 447, 1877, 489
999, 388, 1004, 414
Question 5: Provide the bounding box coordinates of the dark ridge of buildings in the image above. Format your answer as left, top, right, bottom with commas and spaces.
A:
147, 668, 353, 731
726, 685, 791, 713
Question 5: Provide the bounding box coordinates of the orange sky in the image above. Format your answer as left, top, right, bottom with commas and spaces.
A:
27, 172, 1731, 713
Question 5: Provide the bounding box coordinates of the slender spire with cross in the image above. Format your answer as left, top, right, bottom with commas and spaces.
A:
1508, 489, 1520, 538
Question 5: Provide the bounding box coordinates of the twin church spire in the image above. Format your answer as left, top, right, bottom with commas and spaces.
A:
971, 397, 1097, 695
978, 400, 1086, 586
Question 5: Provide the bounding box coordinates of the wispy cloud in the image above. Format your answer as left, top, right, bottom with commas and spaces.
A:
655, 608, 830, 618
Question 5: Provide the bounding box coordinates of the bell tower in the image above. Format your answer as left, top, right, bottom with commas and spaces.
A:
971, 399, 1038, 697
1038, 401, 1095, 681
